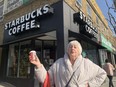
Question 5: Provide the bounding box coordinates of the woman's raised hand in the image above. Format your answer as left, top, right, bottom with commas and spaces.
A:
29, 51, 42, 68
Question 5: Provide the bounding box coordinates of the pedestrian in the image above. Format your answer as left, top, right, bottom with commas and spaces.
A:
103, 59, 115, 87
29, 40, 107, 87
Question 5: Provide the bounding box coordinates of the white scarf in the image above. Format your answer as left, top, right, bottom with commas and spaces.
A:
63, 53, 83, 86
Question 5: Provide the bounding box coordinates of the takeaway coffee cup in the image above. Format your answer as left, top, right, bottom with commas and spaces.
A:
30, 50, 36, 60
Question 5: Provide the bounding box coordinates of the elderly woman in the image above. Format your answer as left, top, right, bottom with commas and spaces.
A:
29, 40, 107, 87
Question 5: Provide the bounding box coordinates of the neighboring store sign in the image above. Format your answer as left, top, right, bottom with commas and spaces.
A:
74, 11, 98, 39
0, 0, 4, 22
4, 0, 22, 14
101, 34, 113, 52
4, 4, 54, 36
4, 0, 32, 14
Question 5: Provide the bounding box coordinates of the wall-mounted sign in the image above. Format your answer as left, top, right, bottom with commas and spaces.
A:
74, 11, 98, 39
80, 24, 98, 38
101, 34, 113, 52
4, 4, 54, 36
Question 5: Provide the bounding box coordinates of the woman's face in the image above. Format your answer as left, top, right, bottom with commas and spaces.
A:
68, 44, 79, 58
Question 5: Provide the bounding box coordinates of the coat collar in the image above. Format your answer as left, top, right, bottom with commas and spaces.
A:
64, 53, 83, 74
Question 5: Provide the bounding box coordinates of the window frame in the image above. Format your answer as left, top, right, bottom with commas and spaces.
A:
76, 0, 82, 6
87, 4, 91, 17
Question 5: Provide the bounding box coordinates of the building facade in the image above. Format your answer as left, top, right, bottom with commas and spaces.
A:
0, 0, 116, 87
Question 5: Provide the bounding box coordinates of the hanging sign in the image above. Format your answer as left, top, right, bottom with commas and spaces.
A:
74, 11, 98, 39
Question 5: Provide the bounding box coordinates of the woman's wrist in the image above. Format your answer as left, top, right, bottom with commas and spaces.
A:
35, 63, 42, 69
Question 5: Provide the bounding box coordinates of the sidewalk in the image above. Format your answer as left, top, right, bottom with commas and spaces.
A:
0, 82, 15, 87
101, 76, 116, 87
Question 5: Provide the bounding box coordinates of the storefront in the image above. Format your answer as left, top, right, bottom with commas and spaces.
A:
73, 11, 103, 65
0, 1, 105, 87
99, 34, 116, 67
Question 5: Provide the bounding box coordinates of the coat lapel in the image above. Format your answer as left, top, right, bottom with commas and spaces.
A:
63, 53, 83, 85
63, 53, 73, 83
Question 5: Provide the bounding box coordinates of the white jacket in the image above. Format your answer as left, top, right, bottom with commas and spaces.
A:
35, 54, 107, 87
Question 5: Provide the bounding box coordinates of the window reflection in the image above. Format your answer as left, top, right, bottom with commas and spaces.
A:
7, 40, 31, 78
76, 0, 82, 6
81, 40, 98, 64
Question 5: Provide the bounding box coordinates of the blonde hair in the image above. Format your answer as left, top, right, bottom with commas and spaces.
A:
67, 40, 82, 55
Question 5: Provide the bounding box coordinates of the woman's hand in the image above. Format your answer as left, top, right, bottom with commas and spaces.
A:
85, 83, 89, 87
29, 51, 42, 68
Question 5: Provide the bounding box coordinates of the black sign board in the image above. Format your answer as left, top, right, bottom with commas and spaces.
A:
74, 11, 98, 39
4, 4, 54, 36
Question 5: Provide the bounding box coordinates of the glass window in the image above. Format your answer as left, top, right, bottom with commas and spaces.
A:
81, 40, 99, 65
42, 40, 56, 70
76, 0, 82, 6
96, 16, 99, 25
87, 4, 91, 17
7, 40, 31, 78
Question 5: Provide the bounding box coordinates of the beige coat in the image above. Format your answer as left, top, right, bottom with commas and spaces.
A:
35, 54, 107, 87
103, 62, 115, 76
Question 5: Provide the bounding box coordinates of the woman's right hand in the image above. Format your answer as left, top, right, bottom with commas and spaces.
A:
29, 51, 42, 68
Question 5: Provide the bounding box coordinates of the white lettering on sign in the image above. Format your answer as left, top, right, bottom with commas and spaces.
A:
5, 4, 54, 35
8, 20, 35, 35
79, 11, 98, 38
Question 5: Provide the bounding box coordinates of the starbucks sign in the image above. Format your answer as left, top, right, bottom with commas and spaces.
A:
4, 4, 54, 36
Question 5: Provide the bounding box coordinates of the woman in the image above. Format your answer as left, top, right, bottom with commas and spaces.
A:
103, 59, 115, 87
29, 40, 107, 87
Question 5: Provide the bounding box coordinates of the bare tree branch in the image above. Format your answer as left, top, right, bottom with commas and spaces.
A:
104, 0, 116, 34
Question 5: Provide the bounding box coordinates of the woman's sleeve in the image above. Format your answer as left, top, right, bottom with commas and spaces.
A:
35, 64, 47, 83
88, 61, 107, 87
43, 72, 51, 87
35, 64, 55, 87
48, 63, 56, 87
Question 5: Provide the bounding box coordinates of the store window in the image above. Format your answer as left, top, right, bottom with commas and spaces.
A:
81, 40, 99, 64
7, 40, 31, 78
35, 40, 56, 70
96, 15, 99, 25
76, 0, 82, 6
4, 0, 32, 14
87, 4, 91, 17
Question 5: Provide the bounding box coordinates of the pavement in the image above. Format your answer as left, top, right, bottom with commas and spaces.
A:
101, 76, 116, 87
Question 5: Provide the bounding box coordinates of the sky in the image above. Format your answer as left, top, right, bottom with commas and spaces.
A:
96, 0, 116, 35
